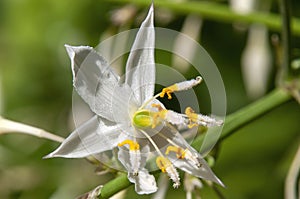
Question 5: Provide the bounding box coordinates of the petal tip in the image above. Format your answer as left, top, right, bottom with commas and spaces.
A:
43, 153, 54, 159
64, 44, 76, 59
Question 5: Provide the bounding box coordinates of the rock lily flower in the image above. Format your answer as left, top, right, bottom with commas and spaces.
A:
45, 4, 224, 194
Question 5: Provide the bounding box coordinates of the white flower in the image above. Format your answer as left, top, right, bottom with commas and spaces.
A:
45, 4, 224, 194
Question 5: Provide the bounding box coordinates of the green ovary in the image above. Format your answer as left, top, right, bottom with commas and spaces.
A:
133, 110, 153, 128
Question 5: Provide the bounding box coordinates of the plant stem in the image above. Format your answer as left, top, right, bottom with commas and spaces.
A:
98, 88, 291, 199
285, 142, 300, 199
99, 174, 130, 199
0, 117, 64, 143
192, 89, 291, 152
279, 0, 292, 81
109, 0, 300, 36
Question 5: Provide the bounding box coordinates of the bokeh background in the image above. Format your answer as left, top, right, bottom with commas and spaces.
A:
0, 0, 300, 198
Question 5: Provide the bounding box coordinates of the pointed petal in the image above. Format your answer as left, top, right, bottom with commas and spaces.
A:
65, 45, 135, 122
44, 116, 121, 158
170, 152, 224, 187
125, 4, 155, 105
161, 125, 224, 187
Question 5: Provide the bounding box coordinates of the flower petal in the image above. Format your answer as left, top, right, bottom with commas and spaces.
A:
44, 116, 121, 158
125, 4, 155, 105
118, 141, 149, 173
65, 45, 136, 122
128, 169, 158, 194
161, 125, 224, 187
118, 140, 157, 194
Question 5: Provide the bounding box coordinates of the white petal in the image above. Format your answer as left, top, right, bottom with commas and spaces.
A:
161, 125, 224, 187
125, 4, 155, 105
170, 152, 224, 187
118, 142, 157, 194
65, 45, 136, 122
128, 169, 157, 194
118, 142, 149, 173
44, 116, 121, 158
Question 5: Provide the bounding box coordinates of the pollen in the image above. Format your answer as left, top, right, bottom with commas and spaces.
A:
165, 146, 186, 159
166, 146, 202, 168
156, 156, 181, 188
156, 156, 170, 173
160, 85, 178, 99
118, 140, 140, 151
185, 107, 199, 128
151, 104, 168, 128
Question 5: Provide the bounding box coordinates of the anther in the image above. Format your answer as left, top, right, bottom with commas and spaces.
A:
185, 107, 199, 128
160, 85, 178, 99
118, 140, 140, 151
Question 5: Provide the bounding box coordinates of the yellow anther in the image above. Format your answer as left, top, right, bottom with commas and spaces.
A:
118, 140, 140, 151
160, 85, 178, 99
185, 107, 199, 128
151, 104, 168, 128
165, 146, 186, 159
156, 156, 171, 173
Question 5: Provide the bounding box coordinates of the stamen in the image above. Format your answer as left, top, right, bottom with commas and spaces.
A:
118, 139, 141, 176
139, 130, 164, 157
156, 156, 180, 188
139, 130, 180, 188
156, 156, 170, 173
165, 146, 185, 159
118, 140, 140, 151
165, 146, 201, 168
185, 107, 223, 127
138, 76, 203, 110
151, 104, 168, 128
160, 85, 178, 99
185, 107, 199, 128
151, 104, 186, 128
160, 76, 202, 100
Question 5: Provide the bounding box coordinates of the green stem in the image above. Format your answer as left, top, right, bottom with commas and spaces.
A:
109, 0, 300, 36
99, 174, 130, 199
98, 88, 291, 199
192, 89, 291, 151
279, 0, 292, 80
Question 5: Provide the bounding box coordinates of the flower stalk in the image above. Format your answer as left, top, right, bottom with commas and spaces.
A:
109, 0, 300, 36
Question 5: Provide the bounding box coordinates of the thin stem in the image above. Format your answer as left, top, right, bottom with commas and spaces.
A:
98, 88, 292, 199
0, 117, 64, 143
138, 92, 161, 110
279, 0, 292, 81
285, 142, 300, 199
139, 129, 164, 157
212, 184, 226, 199
109, 0, 300, 36
157, 130, 178, 147
99, 174, 130, 199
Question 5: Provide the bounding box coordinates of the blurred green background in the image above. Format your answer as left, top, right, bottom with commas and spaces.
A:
0, 0, 299, 198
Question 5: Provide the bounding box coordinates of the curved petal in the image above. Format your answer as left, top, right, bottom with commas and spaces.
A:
161, 125, 224, 187
65, 45, 136, 122
44, 116, 122, 158
128, 169, 157, 194
125, 4, 155, 105
118, 140, 157, 194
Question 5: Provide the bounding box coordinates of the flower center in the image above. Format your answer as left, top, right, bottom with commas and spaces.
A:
132, 109, 153, 128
